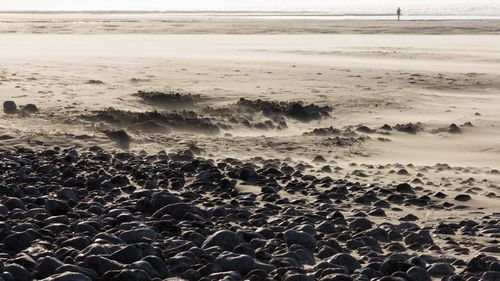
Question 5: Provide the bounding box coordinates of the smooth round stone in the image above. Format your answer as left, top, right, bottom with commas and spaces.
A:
427, 263, 455, 277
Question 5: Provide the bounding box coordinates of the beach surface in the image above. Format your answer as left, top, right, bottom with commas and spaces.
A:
0, 14, 499, 281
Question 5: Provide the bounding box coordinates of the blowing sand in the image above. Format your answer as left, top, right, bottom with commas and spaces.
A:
0, 14, 499, 281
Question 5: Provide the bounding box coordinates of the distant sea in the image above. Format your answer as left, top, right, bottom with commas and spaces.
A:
204, 12, 500, 20
0, 11, 500, 21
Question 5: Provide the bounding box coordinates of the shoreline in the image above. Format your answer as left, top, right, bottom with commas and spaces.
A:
1, 17, 500, 35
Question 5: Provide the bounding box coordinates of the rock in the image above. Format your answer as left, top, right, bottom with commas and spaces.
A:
3, 197, 25, 210
348, 217, 373, 232
489, 262, 500, 272
284, 273, 314, 281
482, 271, 500, 281
454, 194, 471, 202
434, 192, 447, 198
216, 252, 256, 274
209, 271, 242, 280
321, 166, 333, 173
152, 202, 203, 220
45, 199, 71, 216
3, 231, 33, 252
101, 269, 150, 281
4, 264, 32, 281
395, 122, 424, 134
358, 268, 382, 280
406, 266, 431, 281
0, 271, 13, 281
448, 124, 461, 134
40, 272, 91, 281
109, 245, 143, 264
380, 258, 412, 275
119, 228, 157, 243
128, 261, 161, 279
0, 145, 494, 281
467, 255, 489, 272
293, 248, 315, 265
320, 274, 353, 281
21, 104, 39, 113
239, 166, 259, 181
313, 155, 327, 163
317, 245, 339, 259
316, 221, 336, 234
0, 204, 8, 215
150, 192, 181, 212
403, 230, 433, 246
368, 208, 386, 217
83, 255, 123, 276
61, 237, 91, 250
479, 246, 500, 253
142, 256, 169, 277
283, 229, 317, 251
397, 169, 410, 175
34, 257, 64, 279
400, 214, 418, 221
56, 188, 79, 201
181, 269, 200, 281
329, 253, 361, 273
3, 101, 17, 114
53, 265, 98, 280
396, 183, 414, 194
202, 230, 244, 251
427, 263, 454, 277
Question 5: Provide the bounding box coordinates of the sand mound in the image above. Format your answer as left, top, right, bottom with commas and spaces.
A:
236, 98, 332, 122
86, 108, 220, 135
133, 90, 203, 107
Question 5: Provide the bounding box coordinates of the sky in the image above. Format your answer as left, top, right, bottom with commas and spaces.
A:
0, 0, 499, 14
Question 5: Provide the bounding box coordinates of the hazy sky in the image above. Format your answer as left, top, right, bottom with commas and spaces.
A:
1, 0, 499, 13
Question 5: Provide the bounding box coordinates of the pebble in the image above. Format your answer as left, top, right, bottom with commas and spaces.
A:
348, 217, 373, 232
406, 266, 431, 281
329, 253, 361, 273
396, 183, 414, 194
283, 229, 317, 251
4, 264, 33, 281
427, 262, 455, 277
3, 231, 33, 252
118, 228, 157, 243
202, 230, 244, 251
45, 199, 71, 216
3, 101, 17, 114
455, 194, 472, 202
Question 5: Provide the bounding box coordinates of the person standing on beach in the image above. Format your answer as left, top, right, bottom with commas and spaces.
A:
397, 7, 402, 20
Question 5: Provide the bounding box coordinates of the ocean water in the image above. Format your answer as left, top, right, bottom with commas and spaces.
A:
1, 0, 500, 19
1, 12, 499, 23
204, 12, 500, 21
1, 0, 500, 13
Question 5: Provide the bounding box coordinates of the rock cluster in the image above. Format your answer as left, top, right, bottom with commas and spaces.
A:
0, 147, 498, 281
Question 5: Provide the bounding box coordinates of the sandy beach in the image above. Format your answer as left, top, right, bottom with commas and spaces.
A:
0, 13, 499, 281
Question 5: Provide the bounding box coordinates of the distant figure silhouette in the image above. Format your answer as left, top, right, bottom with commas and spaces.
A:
397, 7, 402, 21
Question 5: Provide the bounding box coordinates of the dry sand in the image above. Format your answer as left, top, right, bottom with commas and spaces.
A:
0, 14, 499, 276
1, 32, 499, 166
